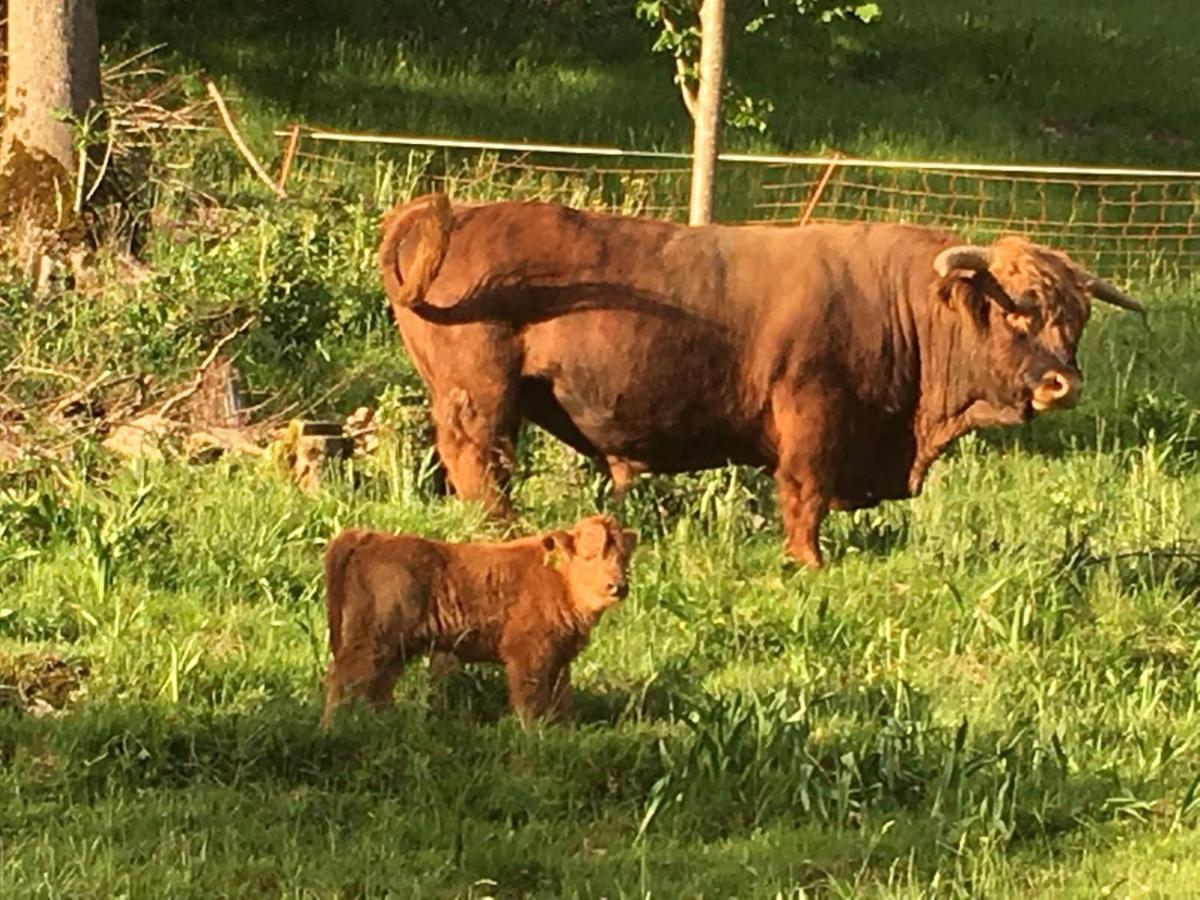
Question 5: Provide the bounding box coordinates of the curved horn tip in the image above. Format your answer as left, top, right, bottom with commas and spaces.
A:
934, 245, 993, 278
1089, 278, 1146, 314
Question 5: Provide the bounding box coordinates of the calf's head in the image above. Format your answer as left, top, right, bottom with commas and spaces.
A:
934, 237, 1143, 419
543, 515, 638, 618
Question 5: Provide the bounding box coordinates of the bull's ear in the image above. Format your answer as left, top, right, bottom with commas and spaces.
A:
621, 529, 639, 555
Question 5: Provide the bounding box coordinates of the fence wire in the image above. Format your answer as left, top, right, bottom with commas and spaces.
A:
753, 165, 1200, 277
279, 130, 1200, 279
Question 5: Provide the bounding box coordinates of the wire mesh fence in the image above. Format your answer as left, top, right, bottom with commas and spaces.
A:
275, 127, 1200, 280
753, 165, 1200, 278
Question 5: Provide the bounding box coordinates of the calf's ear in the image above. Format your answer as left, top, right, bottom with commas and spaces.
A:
542, 531, 575, 561
621, 529, 639, 555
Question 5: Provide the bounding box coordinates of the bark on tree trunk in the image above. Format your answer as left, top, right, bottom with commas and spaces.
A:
687, 0, 726, 226
0, 0, 100, 234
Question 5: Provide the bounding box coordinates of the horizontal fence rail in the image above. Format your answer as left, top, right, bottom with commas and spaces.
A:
272, 127, 1200, 279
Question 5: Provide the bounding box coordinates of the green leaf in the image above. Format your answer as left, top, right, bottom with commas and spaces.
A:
854, 3, 883, 23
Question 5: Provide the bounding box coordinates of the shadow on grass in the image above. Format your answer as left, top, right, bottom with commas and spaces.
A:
103, 0, 675, 144
2, 662, 1145, 899
103, 0, 1200, 173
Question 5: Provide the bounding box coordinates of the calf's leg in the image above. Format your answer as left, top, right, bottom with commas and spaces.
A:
321, 642, 402, 727
547, 663, 573, 722
322, 649, 376, 728
503, 651, 562, 726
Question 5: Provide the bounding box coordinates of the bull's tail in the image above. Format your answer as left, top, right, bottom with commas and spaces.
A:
323, 530, 362, 656
378, 192, 454, 311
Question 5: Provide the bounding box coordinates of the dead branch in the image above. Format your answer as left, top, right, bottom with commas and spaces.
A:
158, 317, 256, 418
675, 58, 698, 120
84, 128, 117, 203
102, 43, 168, 78
206, 80, 287, 199
48, 370, 145, 419
6, 363, 87, 387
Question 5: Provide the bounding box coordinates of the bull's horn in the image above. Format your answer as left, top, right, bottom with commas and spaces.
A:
1087, 276, 1146, 314
934, 245, 993, 277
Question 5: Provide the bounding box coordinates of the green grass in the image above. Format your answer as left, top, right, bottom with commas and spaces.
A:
4, 382, 1200, 896
102, 0, 1200, 164
3, 0, 1200, 896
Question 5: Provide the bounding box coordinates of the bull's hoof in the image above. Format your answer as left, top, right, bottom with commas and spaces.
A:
784, 542, 825, 570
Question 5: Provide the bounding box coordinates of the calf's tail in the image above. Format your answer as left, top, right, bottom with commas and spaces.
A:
378, 192, 454, 311
323, 531, 361, 656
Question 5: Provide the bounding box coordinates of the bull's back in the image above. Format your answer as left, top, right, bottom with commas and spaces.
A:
511, 220, 777, 468
521, 220, 945, 470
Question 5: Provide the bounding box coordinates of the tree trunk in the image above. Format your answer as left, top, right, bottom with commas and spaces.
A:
0, 0, 100, 237
687, 0, 725, 226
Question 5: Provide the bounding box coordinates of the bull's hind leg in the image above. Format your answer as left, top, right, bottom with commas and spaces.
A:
432, 385, 520, 517
605, 458, 645, 502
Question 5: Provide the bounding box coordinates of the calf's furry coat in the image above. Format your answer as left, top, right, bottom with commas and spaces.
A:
321, 514, 636, 727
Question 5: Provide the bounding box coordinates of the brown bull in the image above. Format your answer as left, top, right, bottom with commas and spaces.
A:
378, 193, 1144, 567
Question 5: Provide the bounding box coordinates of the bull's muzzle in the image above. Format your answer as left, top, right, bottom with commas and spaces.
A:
1031, 369, 1082, 412
607, 580, 629, 600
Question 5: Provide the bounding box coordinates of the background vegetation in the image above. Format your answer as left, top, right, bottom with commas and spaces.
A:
2, 0, 1199, 896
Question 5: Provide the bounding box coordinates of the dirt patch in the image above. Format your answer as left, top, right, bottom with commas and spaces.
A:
0, 651, 89, 716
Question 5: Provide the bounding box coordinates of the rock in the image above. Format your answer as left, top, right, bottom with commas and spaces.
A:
101, 413, 176, 460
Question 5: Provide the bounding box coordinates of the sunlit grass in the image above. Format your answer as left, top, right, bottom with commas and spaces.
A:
3, 0, 1200, 895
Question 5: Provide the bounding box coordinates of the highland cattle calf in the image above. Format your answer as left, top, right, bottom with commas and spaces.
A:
320, 515, 637, 727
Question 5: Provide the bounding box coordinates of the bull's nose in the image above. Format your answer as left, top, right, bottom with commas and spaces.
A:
1031, 370, 1082, 411
608, 581, 628, 599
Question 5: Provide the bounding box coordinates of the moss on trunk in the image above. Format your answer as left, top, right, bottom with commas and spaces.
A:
0, 139, 88, 276
0, 139, 75, 228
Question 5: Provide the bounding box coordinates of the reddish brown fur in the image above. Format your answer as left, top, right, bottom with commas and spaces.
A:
320, 514, 637, 727
378, 192, 454, 311
380, 194, 1134, 568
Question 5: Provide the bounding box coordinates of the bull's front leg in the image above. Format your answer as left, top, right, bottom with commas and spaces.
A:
774, 463, 830, 568
771, 389, 837, 569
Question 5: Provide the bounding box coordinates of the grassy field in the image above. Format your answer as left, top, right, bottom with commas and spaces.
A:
3, 0, 1200, 896
101, 0, 1200, 163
